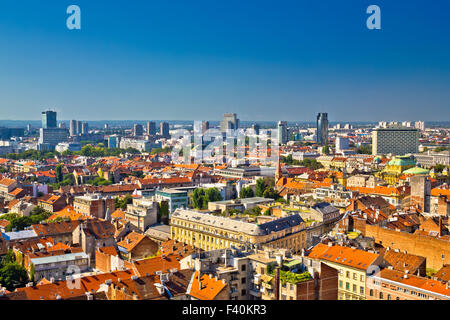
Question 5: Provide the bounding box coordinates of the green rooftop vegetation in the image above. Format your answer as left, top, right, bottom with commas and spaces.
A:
267, 263, 312, 284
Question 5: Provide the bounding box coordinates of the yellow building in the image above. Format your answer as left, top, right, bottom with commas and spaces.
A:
308, 243, 384, 300
376, 156, 416, 185
170, 209, 306, 252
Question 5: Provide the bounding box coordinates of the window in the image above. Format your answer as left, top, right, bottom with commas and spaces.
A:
353, 284, 357, 293
379, 292, 383, 299
353, 273, 357, 280
387, 294, 391, 300
241, 289, 246, 296
339, 280, 343, 288
241, 264, 246, 272
369, 289, 373, 297
241, 278, 246, 284
346, 282, 350, 290
360, 287, 364, 295
346, 271, 350, 278
360, 274, 365, 282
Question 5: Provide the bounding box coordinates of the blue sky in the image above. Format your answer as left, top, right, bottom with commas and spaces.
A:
0, 0, 449, 122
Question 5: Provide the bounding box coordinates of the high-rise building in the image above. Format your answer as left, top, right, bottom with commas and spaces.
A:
77, 121, 82, 135
316, 113, 329, 145
415, 121, 425, 131
133, 124, 144, 137
160, 122, 170, 138
251, 123, 260, 135
41, 110, 57, 129
81, 122, 89, 134
220, 113, 239, 132
202, 121, 209, 133
108, 135, 120, 149
69, 120, 78, 136
146, 121, 156, 135
39, 128, 69, 147
372, 126, 420, 155
336, 136, 349, 153
277, 121, 288, 145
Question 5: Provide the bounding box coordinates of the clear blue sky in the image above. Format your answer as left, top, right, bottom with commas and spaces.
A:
0, 0, 449, 122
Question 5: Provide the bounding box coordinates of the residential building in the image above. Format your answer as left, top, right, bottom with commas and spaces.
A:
307, 243, 386, 300
73, 194, 115, 219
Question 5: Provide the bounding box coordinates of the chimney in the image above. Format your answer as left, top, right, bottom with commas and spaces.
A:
439, 217, 443, 237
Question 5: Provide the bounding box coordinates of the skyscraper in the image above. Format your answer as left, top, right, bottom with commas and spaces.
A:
41, 110, 57, 129
277, 121, 288, 145
77, 121, 82, 135
81, 122, 89, 135
146, 121, 156, 135
316, 113, 329, 146
220, 113, 239, 132
160, 122, 170, 138
70, 120, 77, 136
251, 123, 260, 135
133, 124, 144, 137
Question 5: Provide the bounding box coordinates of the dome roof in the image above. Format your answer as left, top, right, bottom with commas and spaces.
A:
403, 167, 430, 175
387, 156, 416, 167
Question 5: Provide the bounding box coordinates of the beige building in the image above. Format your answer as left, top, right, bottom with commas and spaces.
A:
170, 209, 306, 252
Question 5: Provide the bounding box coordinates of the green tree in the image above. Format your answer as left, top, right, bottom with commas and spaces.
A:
255, 178, 268, 197
0, 262, 29, 291
158, 202, 170, 224
263, 187, 280, 200
434, 164, 446, 173
357, 144, 372, 155
239, 186, 254, 199
55, 164, 64, 183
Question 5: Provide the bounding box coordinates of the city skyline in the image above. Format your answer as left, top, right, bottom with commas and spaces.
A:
0, 0, 449, 121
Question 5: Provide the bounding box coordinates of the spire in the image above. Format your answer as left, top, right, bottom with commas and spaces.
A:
275, 154, 282, 181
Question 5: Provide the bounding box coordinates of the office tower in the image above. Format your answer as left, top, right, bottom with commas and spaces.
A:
39, 128, 69, 146
81, 122, 89, 134
77, 121, 82, 135
108, 135, 120, 148
402, 121, 412, 128
41, 110, 57, 129
378, 121, 387, 128
104, 123, 109, 129
372, 126, 420, 155
336, 136, 349, 153
69, 120, 77, 136
316, 113, 329, 146
26, 124, 31, 132
202, 121, 209, 133
220, 113, 239, 132
160, 122, 170, 138
277, 121, 288, 144
415, 121, 425, 131
58, 122, 66, 129
252, 123, 260, 135
133, 124, 143, 137
146, 121, 156, 135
